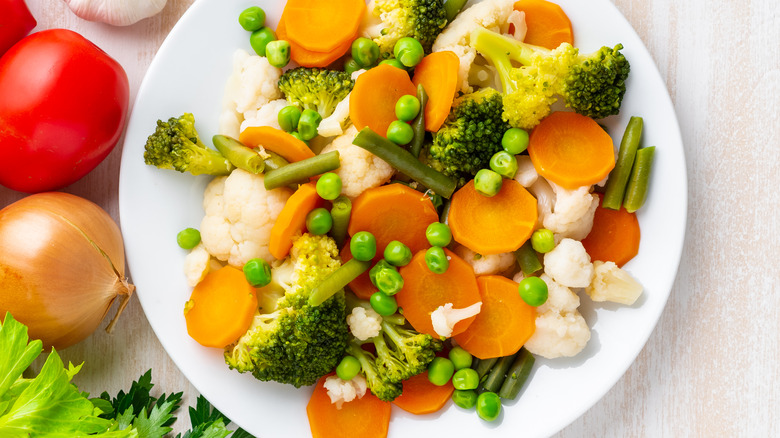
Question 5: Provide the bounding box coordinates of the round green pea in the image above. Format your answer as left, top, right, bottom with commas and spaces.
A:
476, 391, 502, 421
176, 227, 201, 250
518, 276, 549, 307
277, 105, 301, 132
351, 37, 380, 68
316, 172, 342, 200
344, 57, 362, 75
452, 368, 479, 390
393, 37, 424, 67
427, 357, 455, 386
386, 120, 414, 145
350, 231, 377, 262
474, 169, 503, 197
489, 150, 519, 179
336, 356, 361, 381
448, 347, 473, 370
265, 39, 290, 68
424, 246, 449, 274
384, 240, 412, 266
531, 228, 555, 253
369, 291, 398, 316
372, 266, 404, 296
379, 58, 405, 69
452, 390, 478, 409
243, 258, 272, 287
289, 131, 306, 143
501, 128, 530, 155
305, 208, 333, 235
297, 109, 322, 141
238, 6, 265, 31
395, 95, 421, 122
249, 27, 275, 56
425, 222, 452, 247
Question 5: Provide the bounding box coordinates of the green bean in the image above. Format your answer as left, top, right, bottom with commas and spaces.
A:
474, 357, 498, 381
439, 198, 452, 224
602, 116, 643, 210
263, 151, 340, 190
330, 195, 352, 249
443, 0, 469, 22
623, 146, 655, 213
352, 128, 456, 198
309, 258, 371, 306
409, 84, 428, 158
262, 150, 289, 171
212, 135, 264, 174
480, 352, 518, 393
514, 240, 542, 275
498, 348, 535, 400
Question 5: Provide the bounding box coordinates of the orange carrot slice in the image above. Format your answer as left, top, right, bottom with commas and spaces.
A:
239, 126, 315, 163
269, 182, 325, 259
411, 51, 459, 132
307, 373, 392, 438
184, 266, 257, 348
581, 193, 640, 267
448, 178, 537, 255
350, 64, 418, 138
393, 372, 454, 415
453, 275, 536, 360
277, 15, 353, 68
513, 0, 574, 50
283, 0, 366, 54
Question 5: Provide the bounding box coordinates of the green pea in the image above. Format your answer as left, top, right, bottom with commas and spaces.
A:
518, 276, 548, 307
379, 58, 405, 69
395, 95, 421, 122
425, 222, 452, 247
501, 127, 529, 155
344, 57, 362, 75
489, 151, 519, 179
238, 6, 265, 31
424, 246, 449, 274
297, 109, 322, 141
476, 391, 502, 421
316, 172, 342, 200
289, 131, 306, 143
393, 37, 424, 67
277, 105, 301, 132
452, 390, 478, 409
427, 357, 455, 386
384, 240, 412, 266
249, 27, 275, 56
350, 231, 377, 262
243, 258, 272, 287
386, 120, 414, 145
305, 207, 333, 235
336, 356, 361, 381
372, 265, 404, 296
531, 228, 555, 253
265, 40, 290, 68
452, 368, 479, 390
448, 347, 473, 370
369, 291, 398, 316
369, 259, 395, 285
176, 227, 201, 249
474, 168, 503, 197
351, 37, 380, 68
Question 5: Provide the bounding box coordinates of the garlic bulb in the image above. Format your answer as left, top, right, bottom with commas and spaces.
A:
63, 0, 168, 26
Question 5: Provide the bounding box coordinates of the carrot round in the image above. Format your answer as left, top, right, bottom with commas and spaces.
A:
396, 248, 481, 337
239, 126, 315, 163
453, 275, 536, 360
276, 15, 353, 68
350, 64, 417, 138
448, 178, 537, 255
393, 371, 454, 415
184, 266, 258, 348
283, 0, 366, 54
269, 182, 326, 260
528, 111, 616, 189
581, 193, 640, 267
411, 51, 459, 132
307, 373, 392, 438
513, 0, 574, 50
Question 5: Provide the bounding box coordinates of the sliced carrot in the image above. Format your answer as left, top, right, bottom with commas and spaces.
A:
393, 372, 454, 415
184, 266, 257, 348
277, 14, 353, 68
448, 178, 537, 255
396, 248, 481, 337
411, 51, 459, 132
283, 0, 366, 54
581, 193, 640, 267
239, 126, 315, 163
307, 373, 392, 438
340, 241, 378, 300
528, 111, 616, 189
453, 275, 536, 360
350, 64, 418, 138
513, 0, 574, 50
269, 182, 325, 260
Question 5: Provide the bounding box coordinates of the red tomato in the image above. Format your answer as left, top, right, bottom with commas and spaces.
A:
0, 29, 129, 193
0, 0, 36, 56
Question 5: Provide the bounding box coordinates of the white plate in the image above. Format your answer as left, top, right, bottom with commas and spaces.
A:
119, 1, 687, 436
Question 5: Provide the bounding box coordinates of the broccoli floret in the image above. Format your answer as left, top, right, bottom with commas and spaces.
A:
277, 68, 354, 119
367, 0, 448, 55
470, 27, 631, 129
224, 234, 350, 388
346, 342, 403, 402
426, 88, 510, 186
143, 113, 233, 176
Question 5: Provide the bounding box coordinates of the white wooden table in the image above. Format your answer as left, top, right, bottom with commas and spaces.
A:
2, 0, 778, 436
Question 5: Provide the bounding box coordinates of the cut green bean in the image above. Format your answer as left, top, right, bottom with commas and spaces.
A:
262, 150, 289, 171
439, 198, 452, 225
330, 195, 352, 248
263, 151, 340, 190
602, 116, 643, 210
514, 241, 542, 275
444, 0, 469, 22
353, 128, 456, 198
212, 135, 265, 174
474, 357, 498, 381
309, 258, 371, 306
480, 352, 518, 393
498, 348, 535, 400
623, 146, 655, 213
409, 84, 428, 158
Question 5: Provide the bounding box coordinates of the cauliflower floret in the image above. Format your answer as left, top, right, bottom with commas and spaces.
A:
318, 69, 367, 138
586, 261, 643, 305
513, 155, 538, 187
200, 169, 292, 267
240, 98, 289, 133
505, 10, 527, 41
323, 374, 368, 409
524, 274, 590, 358
431, 302, 482, 338
347, 307, 383, 341
183, 243, 211, 287
528, 177, 554, 228
543, 238, 594, 288
543, 182, 599, 241
433, 0, 514, 93
453, 244, 515, 276
320, 126, 395, 198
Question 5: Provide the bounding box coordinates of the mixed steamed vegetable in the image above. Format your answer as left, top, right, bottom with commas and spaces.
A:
142, 0, 655, 435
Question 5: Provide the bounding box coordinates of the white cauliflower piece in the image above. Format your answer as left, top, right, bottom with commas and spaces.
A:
433, 0, 515, 93
200, 169, 292, 267
528, 177, 554, 228
318, 94, 351, 138
543, 238, 594, 288
505, 10, 527, 41
524, 274, 590, 358
347, 307, 383, 341
431, 302, 482, 338
320, 126, 395, 198
453, 244, 515, 276
323, 374, 368, 409
586, 261, 643, 305
543, 182, 599, 241
513, 155, 538, 187
240, 98, 289, 133
183, 243, 211, 287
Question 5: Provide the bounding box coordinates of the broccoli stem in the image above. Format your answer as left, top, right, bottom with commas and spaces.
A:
603, 116, 643, 210
514, 241, 542, 275
352, 128, 457, 198
498, 348, 535, 400
330, 195, 352, 249
309, 258, 371, 306
409, 84, 428, 158
212, 135, 265, 174
263, 151, 340, 190
443, 0, 469, 22
470, 27, 541, 94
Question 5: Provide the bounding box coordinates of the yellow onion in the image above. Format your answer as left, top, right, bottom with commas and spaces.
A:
0, 192, 134, 349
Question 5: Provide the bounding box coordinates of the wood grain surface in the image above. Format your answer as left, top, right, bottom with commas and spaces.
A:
1, 0, 778, 436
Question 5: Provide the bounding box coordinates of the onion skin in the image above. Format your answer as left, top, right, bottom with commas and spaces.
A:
0, 192, 134, 350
